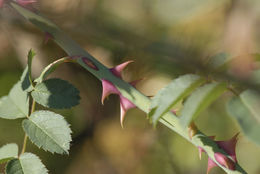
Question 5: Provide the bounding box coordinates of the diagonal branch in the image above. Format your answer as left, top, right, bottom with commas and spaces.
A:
9, 2, 247, 174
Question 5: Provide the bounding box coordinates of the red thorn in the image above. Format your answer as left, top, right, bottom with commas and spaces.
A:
216, 133, 239, 162
43, 32, 54, 44
207, 158, 217, 174
119, 95, 136, 128
214, 152, 236, 170
101, 79, 120, 104
16, 0, 36, 6
200, 134, 239, 174
82, 57, 99, 71
101, 79, 136, 127
110, 61, 133, 78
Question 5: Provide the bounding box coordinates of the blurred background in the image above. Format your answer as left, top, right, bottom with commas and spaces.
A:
0, 0, 260, 173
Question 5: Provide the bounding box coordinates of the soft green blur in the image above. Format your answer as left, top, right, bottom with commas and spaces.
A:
0, 0, 260, 174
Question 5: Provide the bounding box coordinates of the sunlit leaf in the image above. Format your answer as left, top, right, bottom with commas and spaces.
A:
226, 90, 260, 146
22, 110, 72, 154
0, 82, 29, 119
5, 153, 48, 174
180, 82, 227, 127
0, 144, 18, 164
31, 78, 80, 109
149, 74, 205, 125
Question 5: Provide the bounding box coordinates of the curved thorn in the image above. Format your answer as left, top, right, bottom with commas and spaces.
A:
110, 60, 134, 78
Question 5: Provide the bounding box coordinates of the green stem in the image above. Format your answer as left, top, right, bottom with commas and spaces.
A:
20, 99, 36, 156
20, 135, 28, 155
10, 3, 247, 174
34, 57, 75, 83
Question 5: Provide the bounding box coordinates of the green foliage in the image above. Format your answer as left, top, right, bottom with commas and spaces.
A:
20, 49, 36, 92
0, 82, 29, 119
1, 3, 254, 174
180, 82, 227, 127
31, 78, 80, 109
5, 153, 48, 174
27, 49, 36, 86
226, 90, 260, 146
0, 144, 18, 164
149, 74, 205, 125
22, 110, 72, 154
20, 66, 33, 92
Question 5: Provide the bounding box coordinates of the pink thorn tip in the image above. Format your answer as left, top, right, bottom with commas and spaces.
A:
207, 158, 217, 174
214, 152, 236, 170
101, 79, 119, 104
17, 0, 36, 6
216, 133, 239, 162
119, 95, 136, 128
206, 134, 239, 174
110, 60, 134, 78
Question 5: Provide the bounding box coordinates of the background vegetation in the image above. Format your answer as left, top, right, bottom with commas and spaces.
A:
0, 0, 260, 173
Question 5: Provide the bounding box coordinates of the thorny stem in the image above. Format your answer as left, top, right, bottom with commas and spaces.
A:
10, 3, 247, 174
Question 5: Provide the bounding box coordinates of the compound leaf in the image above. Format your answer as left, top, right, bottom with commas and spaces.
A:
149, 74, 205, 125
20, 49, 36, 92
226, 90, 260, 146
20, 66, 33, 92
31, 78, 80, 109
0, 82, 29, 119
5, 153, 48, 174
22, 110, 72, 154
180, 82, 227, 127
0, 144, 18, 164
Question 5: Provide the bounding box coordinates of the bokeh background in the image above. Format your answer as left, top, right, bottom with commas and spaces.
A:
0, 0, 260, 173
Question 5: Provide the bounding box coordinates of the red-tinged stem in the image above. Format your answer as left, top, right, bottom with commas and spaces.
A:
10, 3, 247, 174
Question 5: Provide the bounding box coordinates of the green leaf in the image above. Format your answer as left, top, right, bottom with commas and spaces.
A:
149, 74, 205, 125
27, 49, 36, 86
22, 110, 72, 154
20, 66, 33, 92
0, 144, 18, 164
226, 90, 260, 146
0, 82, 29, 119
5, 153, 48, 174
31, 78, 80, 109
180, 82, 227, 127
20, 49, 36, 92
